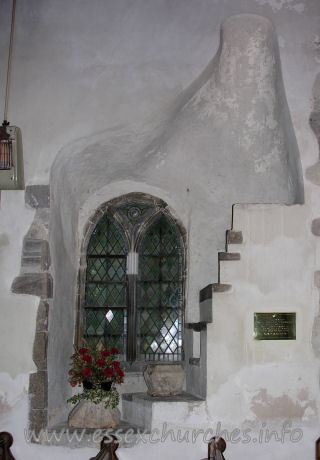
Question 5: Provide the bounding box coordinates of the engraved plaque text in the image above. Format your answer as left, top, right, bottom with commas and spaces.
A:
254, 312, 296, 340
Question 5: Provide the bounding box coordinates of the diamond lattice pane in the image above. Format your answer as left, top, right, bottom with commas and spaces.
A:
141, 226, 160, 256
87, 257, 126, 282
86, 283, 126, 307
85, 215, 128, 358
160, 282, 181, 308
139, 282, 161, 307
140, 256, 160, 281
87, 216, 127, 256
137, 214, 183, 360
84, 308, 127, 356
86, 309, 108, 336
161, 256, 180, 281
137, 308, 182, 359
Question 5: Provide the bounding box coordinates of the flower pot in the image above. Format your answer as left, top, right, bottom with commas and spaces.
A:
68, 400, 121, 428
143, 363, 185, 396
101, 381, 112, 392
83, 380, 94, 390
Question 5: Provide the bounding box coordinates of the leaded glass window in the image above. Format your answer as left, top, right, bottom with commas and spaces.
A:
83, 197, 184, 363
84, 215, 128, 359
137, 215, 183, 361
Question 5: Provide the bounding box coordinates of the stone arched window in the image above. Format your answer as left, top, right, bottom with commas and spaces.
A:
77, 194, 185, 364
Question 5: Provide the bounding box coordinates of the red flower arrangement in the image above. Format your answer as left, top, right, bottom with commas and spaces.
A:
68, 345, 124, 388
68, 344, 125, 409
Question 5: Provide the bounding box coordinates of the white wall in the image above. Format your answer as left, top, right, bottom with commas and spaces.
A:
0, 0, 319, 458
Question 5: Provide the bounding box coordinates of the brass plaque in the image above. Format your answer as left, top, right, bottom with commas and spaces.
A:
254, 313, 296, 340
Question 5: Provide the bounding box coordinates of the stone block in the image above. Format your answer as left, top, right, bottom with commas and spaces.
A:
200, 299, 212, 324
21, 237, 50, 271
186, 322, 207, 332
68, 401, 121, 429
25, 185, 50, 208
226, 230, 243, 244
218, 252, 240, 261
22, 239, 50, 270
11, 272, 53, 298
122, 393, 153, 431
143, 363, 184, 396
200, 283, 231, 302
200, 284, 213, 302
33, 332, 48, 370
26, 209, 50, 240
122, 392, 203, 431
29, 409, 47, 434
29, 371, 48, 410
36, 301, 49, 332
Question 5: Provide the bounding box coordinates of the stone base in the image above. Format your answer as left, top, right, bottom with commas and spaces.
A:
143, 363, 184, 396
68, 401, 121, 428
122, 392, 204, 431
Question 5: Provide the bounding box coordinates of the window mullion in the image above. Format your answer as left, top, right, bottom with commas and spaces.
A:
127, 274, 137, 362
126, 251, 139, 362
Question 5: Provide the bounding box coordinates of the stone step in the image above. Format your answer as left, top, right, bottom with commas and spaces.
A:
21, 238, 50, 270
199, 284, 232, 323
200, 283, 232, 302
218, 252, 240, 261
122, 392, 204, 433
226, 230, 243, 244
218, 255, 242, 284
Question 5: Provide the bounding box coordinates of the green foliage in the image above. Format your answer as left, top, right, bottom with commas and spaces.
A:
67, 342, 124, 409
67, 385, 120, 409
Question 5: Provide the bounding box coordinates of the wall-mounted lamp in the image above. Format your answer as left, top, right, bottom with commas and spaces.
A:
0, 0, 24, 190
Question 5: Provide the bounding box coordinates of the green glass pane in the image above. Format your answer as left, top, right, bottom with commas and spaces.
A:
87, 216, 127, 256
86, 283, 126, 307
103, 309, 127, 354
86, 336, 100, 349
140, 310, 162, 334
84, 308, 127, 356
161, 256, 179, 281
85, 309, 106, 335
137, 308, 182, 357
141, 227, 160, 256
139, 282, 160, 307
87, 257, 126, 282
87, 258, 107, 282
137, 213, 183, 360
105, 258, 126, 281
160, 283, 181, 308
161, 231, 177, 254
140, 256, 160, 281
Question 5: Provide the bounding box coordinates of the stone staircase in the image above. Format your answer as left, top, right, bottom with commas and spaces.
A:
199, 230, 243, 324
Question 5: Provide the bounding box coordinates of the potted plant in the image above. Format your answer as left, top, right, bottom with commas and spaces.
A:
67, 345, 124, 410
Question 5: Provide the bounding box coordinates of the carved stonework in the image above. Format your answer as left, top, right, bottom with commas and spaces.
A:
143, 363, 184, 396
25, 185, 50, 209
68, 402, 121, 429
11, 186, 51, 438
11, 272, 52, 298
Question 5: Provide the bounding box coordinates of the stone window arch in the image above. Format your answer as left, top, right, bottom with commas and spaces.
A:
76, 193, 186, 364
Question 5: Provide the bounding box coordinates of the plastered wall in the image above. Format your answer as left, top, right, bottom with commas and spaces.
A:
0, 1, 319, 458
